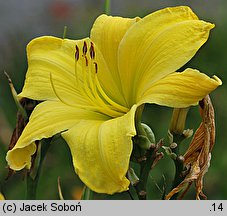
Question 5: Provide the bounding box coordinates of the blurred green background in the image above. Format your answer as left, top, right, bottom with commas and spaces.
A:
0, 0, 226, 199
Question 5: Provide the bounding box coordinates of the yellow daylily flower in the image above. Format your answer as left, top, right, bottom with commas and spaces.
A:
6, 6, 221, 194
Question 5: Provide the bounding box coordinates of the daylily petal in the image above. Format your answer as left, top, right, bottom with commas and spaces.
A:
138, 68, 222, 108
20, 36, 126, 117
91, 15, 140, 106
20, 36, 105, 107
6, 144, 37, 170
61, 105, 137, 194
6, 101, 109, 170
20, 36, 80, 102
118, 6, 214, 105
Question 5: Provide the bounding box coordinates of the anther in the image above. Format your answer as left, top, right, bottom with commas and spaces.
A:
83, 41, 88, 55
94, 62, 98, 73
85, 56, 88, 67
75, 45, 79, 61
89, 42, 95, 59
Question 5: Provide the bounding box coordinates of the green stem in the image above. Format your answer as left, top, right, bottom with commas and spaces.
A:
133, 104, 158, 200
62, 26, 67, 39
170, 134, 185, 200
26, 175, 37, 200
81, 186, 94, 200
135, 147, 156, 200
171, 158, 184, 198
135, 182, 146, 200
167, 108, 190, 199
104, 0, 111, 15
26, 138, 52, 199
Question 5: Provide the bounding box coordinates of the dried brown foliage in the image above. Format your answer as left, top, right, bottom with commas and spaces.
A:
166, 95, 215, 200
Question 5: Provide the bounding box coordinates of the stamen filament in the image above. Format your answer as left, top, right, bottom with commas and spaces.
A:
87, 59, 97, 96
74, 45, 85, 96
74, 45, 97, 105
89, 59, 120, 113
50, 73, 73, 106
74, 60, 79, 86
94, 73, 129, 113
74, 58, 92, 104
83, 57, 122, 117
82, 56, 97, 104
50, 73, 116, 114
72, 40, 127, 118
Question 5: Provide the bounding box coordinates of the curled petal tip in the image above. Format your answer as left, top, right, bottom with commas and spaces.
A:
206, 22, 215, 30
212, 75, 222, 85
6, 144, 37, 171
211, 23, 215, 29
200, 21, 215, 32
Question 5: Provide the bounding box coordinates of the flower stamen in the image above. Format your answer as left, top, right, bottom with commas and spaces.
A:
74, 45, 80, 88
82, 41, 88, 55
93, 63, 129, 113
50, 72, 110, 113
89, 42, 95, 59
73, 40, 128, 117
50, 73, 72, 106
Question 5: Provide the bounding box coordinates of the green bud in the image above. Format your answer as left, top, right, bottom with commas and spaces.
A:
127, 168, 139, 186
162, 146, 177, 160
141, 123, 155, 143
168, 130, 173, 143
133, 135, 152, 150
170, 142, 178, 149
162, 146, 172, 155
170, 153, 177, 160
183, 129, 193, 139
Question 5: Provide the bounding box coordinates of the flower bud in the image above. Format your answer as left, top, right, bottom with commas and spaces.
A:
169, 108, 189, 134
